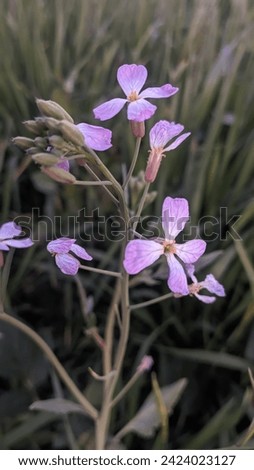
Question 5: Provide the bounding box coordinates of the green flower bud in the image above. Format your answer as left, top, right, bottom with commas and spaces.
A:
32, 153, 60, 166
34, 137, 48, 149
36, 99, 74, 123
41, 165, 76, 184
23, 120, 44, 134
43, 117, 61, 132
58, 120, 85, 147
12, 137, 34, 150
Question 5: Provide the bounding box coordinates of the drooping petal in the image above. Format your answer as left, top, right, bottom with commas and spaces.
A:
71, 243, 93, 261
117, 64, 148, 96
55, 253, 80, 275
149, 121, 184, 148
175, 239, 206, 264
201, 274, 226, 297
47, 237, 76, 254
0, 221, 22, 240
56, 158, 70, 172
162, 197, 189, 239
164, 132, 191, 151
5, 238, 33, 249
195, 293, 216, 304
93, 98, 127, 121
127, 99, 157, 122
185, 263, 197, 283
139, 84, 179, 99
76, 123, 112, 151
123, 239, 163, 275
166, 254, 189, 295
0, 242, 9, 251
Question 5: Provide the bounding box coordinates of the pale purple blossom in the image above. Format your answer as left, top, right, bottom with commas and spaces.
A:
47, 237, 92, 275
123, 197, 206, 295
137, 355, 154, 373
93, 64, 178, 122
145, 120, 191, 182
76, 123, 112, 151
186, 264, 226, 303
0, 222, 33, 251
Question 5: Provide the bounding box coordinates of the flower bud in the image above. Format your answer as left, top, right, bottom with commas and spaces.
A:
58, 120, 85, 147
137, 355, 154, 373
43, 117, 61, 132
23, 119, 45, 134
12, 137, 34, 150
41, 165, 76, 184
130, 120, 145, 138
27, 146, 42, 155
48, 135, 75, 153
32, 153, 60, 166
36, 99, 74, 123
144, 149, 163, 183
34, 137, 48, 149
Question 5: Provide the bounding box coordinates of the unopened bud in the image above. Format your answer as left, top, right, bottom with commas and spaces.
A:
43, 117, 61, 132
36, 99, 74, 123
144, 149, 163, 183
32, 153, 60, 166
48, 135, 75, 153
130, 120, 145, 138
58, 120, 85, 147
41, 165, 76, 184
137, 355, 154, 373
23, 119, 45, 134
27, 146, 42, 155
34, 137, 48, 149
12, 137, 34, 150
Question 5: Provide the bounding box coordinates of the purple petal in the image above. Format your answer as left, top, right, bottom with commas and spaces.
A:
55, 253, 80, 275
70, 243, 93, 261
185, 263, 197, 283
56, 158, 70, 172
93, 98, 127, 121
127, 99, 157, 122
76, 123, 112, 151
0, 242, 9, 251
195, 293, 216, 304
166, 254, 189, 295
175, 239, 206, 264
149, 121, 184, 148
201, 274, 226, 297
5, 238, 33, 249
139, 84, 179, 99
123, 239, 163, 275
47, 237, 76, 254
0, 221, 22, 240
164, 132, 191, 151
117, 64, 147, 96
162, 197, 189, 239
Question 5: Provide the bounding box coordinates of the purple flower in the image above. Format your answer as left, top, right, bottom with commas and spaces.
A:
76, 123, 112, 151
0, 222, 33, 251
145, 121, 191, 182
123, 197, 206, 295
47, 237, 92, 275
186, 264, 226, 303
93, 64, 178, 122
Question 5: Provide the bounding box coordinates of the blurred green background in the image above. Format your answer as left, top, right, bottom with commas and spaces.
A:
0, 0, 254, 450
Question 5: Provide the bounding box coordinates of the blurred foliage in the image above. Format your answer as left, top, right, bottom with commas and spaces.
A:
0, 0, 254, 450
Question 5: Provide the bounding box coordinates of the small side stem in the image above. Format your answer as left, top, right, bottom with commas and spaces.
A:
132, 182, 150, 233
74, 180, 112, 186
122, 137, 141, 190
130, 292, 174, 310
79, 265, 122, 278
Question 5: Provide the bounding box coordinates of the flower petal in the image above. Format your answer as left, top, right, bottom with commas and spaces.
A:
149, 121, 184, 148
93, 98, 127, 121
127, 99, 157, 122
123, 239, 163, 275
164, 132, 191, 151
5, 238, 33, 249
175, 239, 206, 264
0, 221, 22, 240
117, 64, 147, 96
195, 293, 216, 304
56, 158, 70, 172
47, 237, 76, 254
139, 84, 179, 99
162, 197, 189, 239
185, 263, 197, 283
76, 123, 112, 151
71, 243, 93, 261
0, 242, 9, 251
201, 274, 226, 297
55, 253, 80, 275
166, 254, 189, 295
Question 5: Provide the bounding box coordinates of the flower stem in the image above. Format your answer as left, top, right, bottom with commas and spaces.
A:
132, 182, 150, 232
74, 180, 113, 186
122, 137, 141, 190
79, 265, 122, 278
0, 312, 98, 420
130, 292, 174, 310
110, 368, 141, 409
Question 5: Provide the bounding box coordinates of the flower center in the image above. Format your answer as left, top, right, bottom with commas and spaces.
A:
163, 239, 176, 254
128, 90, 139, 102
189, 283, 201, 295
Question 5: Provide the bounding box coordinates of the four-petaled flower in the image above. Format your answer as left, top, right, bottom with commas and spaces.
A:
145, 120, 191, 183
76, 122, 112, 151
93, 64, 178, 122
47, 238, 92, 275
186, 264, 226, 303
0, 222, 33, 251
123, 197, 206, 295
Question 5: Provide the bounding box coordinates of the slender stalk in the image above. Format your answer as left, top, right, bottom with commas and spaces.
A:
74, 180, 112, 186
132, 182, 150, 232
122, 137, 141, 190
130, 292, 174, 310
0, 249, 14, 305
79, 265, 122, 278
83, 163, 118, 205
0, 312, 98, 420
110, 368, 141, 408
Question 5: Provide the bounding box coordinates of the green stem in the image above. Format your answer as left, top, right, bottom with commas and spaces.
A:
110, 368, 141, 409
74, 180, 113, 186
0, 312, 98, 421
83, 163, 118, 206
130, 292, 174, 310
122, 137, 141, 190
132, 182, 150, 233
79, 265, 122, 278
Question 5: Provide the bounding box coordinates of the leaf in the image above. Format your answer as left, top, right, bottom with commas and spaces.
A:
117, 378, 187, 439
29, 398, 86, 415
